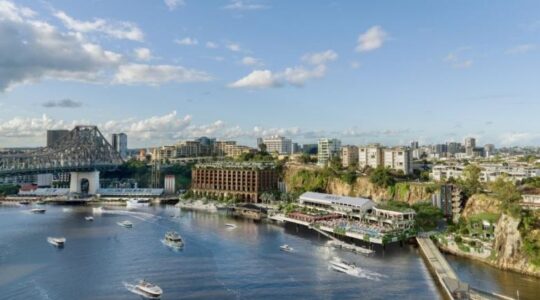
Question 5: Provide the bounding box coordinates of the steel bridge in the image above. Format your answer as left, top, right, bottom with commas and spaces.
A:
0, 126, 123, 177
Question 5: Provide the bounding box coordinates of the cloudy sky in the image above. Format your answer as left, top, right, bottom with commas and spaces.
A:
0, 0, 539, 148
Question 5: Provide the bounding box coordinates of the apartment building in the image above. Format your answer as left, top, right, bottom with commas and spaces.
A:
383, 147, 413, 175
358, 144, 384, 169
341, 145, 359, 168
261, 135, 292, 155
317, 138, 342, 166
191, 162, 278, 203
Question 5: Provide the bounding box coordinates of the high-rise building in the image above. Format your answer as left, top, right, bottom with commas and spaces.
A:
383, 147, 413, 175
341, 145, 359, 168
317, 138, 341, 166
302, 144, 318, 154
46, 129, 69, 148
358, 144, 384, 169
484, 144, 495, 158
432, 144, 448, 155
410, 141, 419, 150
464, 137, 476, 149
447, 142, 462, 154
261, 136, 292, 155
112, 133, 128, 159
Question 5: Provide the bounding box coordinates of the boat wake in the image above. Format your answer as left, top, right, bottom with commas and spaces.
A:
123, 282, 161, 299
93, 207, 157, 221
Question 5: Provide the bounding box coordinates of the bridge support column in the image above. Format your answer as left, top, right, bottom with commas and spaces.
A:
70, 171, 100, 194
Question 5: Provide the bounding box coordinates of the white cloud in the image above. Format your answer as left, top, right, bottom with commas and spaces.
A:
229, 50, 336, 89
282, 65, 326, 86
241, 56, 263, 66
133, 47, 152, 61
113, 63, 211, 85
499, 132, 540, 146
0, 114, 76, 138
444, 52, 473, 69
226, 43, 242, 52
506, 44, 536, 54
0, 1, 122, 91
175, 37, 198, 46
356, 26, 387, 52
206, 41, 218, 48
228, 70, 279, 89
224, 0, 268, 11
350, 61, 361, 69
301, 50, 338, 65
54, 10, 144, 41
164, 0, 185, 11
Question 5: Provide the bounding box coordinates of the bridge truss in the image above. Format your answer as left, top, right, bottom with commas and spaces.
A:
0, 126, 123, 176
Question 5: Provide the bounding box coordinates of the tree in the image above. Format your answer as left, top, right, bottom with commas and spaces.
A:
369, 166, 396, 188
490, 175, 522, 214
0, 184, 19, 196
459, 164, 482, 197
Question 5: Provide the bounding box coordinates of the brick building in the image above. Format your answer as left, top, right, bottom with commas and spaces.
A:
191, 162, 278, 203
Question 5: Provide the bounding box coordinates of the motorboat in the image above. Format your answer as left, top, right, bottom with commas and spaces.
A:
161, 231, 184, 249
47, 237, 66, 247
85, 216, 94, 221
135, 280, 163, 298
35, 200, 46, 205
280, 244, 294, 252
329, 258, 360, 276
19, 201, 30, 205
62, 207, 73, 213
117, 220, 133, 228
31, 208, 46, 214
127, 198, 151, 208
225, 223, 237, 229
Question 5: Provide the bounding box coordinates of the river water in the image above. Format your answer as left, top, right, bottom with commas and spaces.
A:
0, 205, 536, 299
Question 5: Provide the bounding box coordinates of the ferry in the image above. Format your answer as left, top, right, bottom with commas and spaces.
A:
31, 208, 46, 214
329, 258, 360, 276
161, 231, 184, 249
47, 237, 66, 247
135, 280, 163, 298
280, 244, 294, 252
85, 216, 94, 221
126, 198, 151, 208
117, 220, 133, 228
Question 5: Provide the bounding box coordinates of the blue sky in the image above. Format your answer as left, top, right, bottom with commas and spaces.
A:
0, 0, 539, 147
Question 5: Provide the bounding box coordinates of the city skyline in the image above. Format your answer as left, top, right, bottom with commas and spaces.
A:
1, 0, 540, 147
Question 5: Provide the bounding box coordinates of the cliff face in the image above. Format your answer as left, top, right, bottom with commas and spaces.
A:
461, 194, 501, 219
284, 164, 434, 204
492, 214, 540, 277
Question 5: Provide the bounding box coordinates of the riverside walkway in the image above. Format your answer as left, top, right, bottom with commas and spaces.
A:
416, 236, 514, 300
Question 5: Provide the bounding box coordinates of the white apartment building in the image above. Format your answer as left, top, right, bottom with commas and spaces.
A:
317, 138, 342, 166
430, 163, 540, 183
383, 147, 413, 175
341, 145, 359, 168
262, 135, 292, 155
358, 144, 384, 169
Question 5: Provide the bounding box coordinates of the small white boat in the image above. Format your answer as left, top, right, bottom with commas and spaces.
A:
85, 216, 94, 221
329, 258, 360, 276
31, 208, 46, 214
47, 237, 66, 247
19, 201, 30, 205
135, 279, 163, 298
280, 244, 294, 252
117, 220, 133, 228
127, 198, 151, 208
225, 223, 237, 229
161, 231, 184, 249
62, 207, 73, 213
